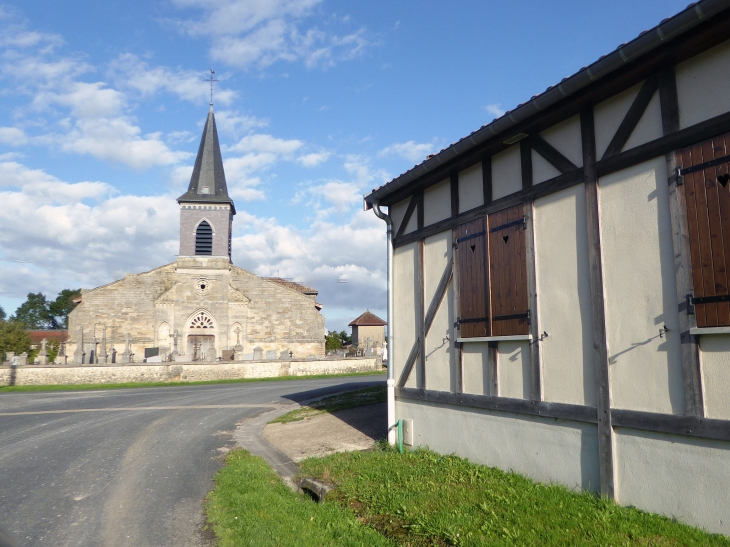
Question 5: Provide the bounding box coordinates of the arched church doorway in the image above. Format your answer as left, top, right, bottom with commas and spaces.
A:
185, 309, 217, 361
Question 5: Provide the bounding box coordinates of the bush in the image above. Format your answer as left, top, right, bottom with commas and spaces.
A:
0, 321, 32, 361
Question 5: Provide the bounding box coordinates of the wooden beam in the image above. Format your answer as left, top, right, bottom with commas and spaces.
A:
377, 11, 730, 207
395, 194, 418, 239
451, 228, 463, 393
397, 339, 420, 388
417, 240, 426, 389
581, 108, 615, 499
602, 76, 659, 159
393, 108, 730, 249
520, 139, 533, 189
524, 200, 541, 401
450, 172, 459, 217
395, 387, 598, 424
424, 256, 454, 335
482, 157, 492, 205
417, 191, 424, 231
531, 135, 578, 174
660, 67, 704, 417
611, 409, 730, 442
488, 341, 498, 396
394, 388, 730, 443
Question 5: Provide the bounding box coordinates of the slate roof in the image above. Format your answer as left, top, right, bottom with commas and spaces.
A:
349, 310, 387, 327
177, 107, 236, 214
263, 277, 319, 296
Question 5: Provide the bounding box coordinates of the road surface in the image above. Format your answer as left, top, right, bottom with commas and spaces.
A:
0, 375, 383, 547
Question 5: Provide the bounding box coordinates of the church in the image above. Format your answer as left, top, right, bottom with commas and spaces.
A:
66, 107, 325, 363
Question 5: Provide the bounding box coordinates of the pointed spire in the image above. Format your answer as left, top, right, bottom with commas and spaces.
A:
177, 108, 236, 214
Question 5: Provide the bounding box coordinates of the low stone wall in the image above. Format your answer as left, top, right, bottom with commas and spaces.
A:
0, 357, 380, 386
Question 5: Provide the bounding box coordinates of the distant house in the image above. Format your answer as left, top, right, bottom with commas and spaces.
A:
349, 311, 387, 349
28, 330, 68, 348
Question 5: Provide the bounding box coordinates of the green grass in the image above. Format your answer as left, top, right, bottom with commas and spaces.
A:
270, 385, 386, 424
205, 449, 394, 547
298, 444, 730, 547
0, 370, 385, 393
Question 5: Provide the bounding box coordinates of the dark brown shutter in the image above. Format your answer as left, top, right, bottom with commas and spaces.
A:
679, 132, 730, 327
457, 217, 489, 338
488, 204, 529, 336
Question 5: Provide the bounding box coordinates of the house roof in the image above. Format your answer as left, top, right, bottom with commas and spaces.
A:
263, 277, 319, 296
364, 0, 730, 206
349, 310, 387, 327
177, 107, 236, 214
28, 330, 68, 344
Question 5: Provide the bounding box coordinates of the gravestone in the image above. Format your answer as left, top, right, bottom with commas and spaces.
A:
221, 349, 234, 361
18, 353, 28, 366
253, 347, 263, 360
280, 351, 289, 360
265, 350, 277, 360
37, 338, 49, 366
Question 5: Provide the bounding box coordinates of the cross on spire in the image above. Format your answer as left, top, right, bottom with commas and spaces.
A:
205, 68, 219, 108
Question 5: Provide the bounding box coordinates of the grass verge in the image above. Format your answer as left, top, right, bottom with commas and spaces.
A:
205, 449, 394, 547
0, 370, 385, 393
269, 384, 386, 424
298, 444, 730, 547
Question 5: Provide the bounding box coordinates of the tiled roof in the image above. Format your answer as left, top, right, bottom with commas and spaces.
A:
349, 310, 387, 326
28, 330, 68, 344
263, 277, 318, 295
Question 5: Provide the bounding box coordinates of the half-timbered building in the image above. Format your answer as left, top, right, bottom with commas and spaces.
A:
365, 0, 730, 534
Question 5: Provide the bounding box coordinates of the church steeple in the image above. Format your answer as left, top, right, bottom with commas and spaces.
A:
177, 107, 236, 261
177, 107, 235, 214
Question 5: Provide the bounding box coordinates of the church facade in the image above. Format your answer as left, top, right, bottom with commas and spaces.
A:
66, 107, 325, 363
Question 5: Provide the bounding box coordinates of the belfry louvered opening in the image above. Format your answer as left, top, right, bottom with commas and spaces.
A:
195, 221, 213, 255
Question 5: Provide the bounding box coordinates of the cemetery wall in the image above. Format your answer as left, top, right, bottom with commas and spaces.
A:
0, 357, 379, 386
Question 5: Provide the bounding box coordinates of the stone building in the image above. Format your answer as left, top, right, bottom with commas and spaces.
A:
66, 107, 325, 363
349, 310, 386, 349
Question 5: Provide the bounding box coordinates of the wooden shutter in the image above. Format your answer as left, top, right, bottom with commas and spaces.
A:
488, 204, 529, 336
457, 217, 489, 338
679, 132, 730, 327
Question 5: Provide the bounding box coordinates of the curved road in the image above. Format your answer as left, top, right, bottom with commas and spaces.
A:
0, 375, 383, 547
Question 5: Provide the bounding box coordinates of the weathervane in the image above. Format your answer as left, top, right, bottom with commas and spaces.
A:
204, 68, 219, 107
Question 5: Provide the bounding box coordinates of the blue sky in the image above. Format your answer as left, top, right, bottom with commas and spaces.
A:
0, 0, 689, 331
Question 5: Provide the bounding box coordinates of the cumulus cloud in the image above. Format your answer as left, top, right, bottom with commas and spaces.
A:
0, 161, 113, 203
378, 140, 435, 164
168, 0, 369, 70
484, 103, 505, 118
297, 150, 330, 167
108, 53, 237, 106
0, 127, 28, 145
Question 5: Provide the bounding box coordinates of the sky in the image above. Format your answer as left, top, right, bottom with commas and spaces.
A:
0, 0, 690, 332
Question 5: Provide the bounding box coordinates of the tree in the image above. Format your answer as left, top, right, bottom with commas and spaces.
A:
0, 305, 5, 321
339, 330, 352, 345
325, 331, 343, 351
49, 289, 81, 329
0, 320, 32, 359
11, 293, 55, 329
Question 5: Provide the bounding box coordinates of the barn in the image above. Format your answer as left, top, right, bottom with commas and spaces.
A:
365, 0, 730, 534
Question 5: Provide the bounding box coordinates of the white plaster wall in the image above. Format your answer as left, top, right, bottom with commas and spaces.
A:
424, 231, 454, 392
532, 150, 561, 185
390, 198, 409, 235
535, 186, 596, 406
423, 179, 451, 227
458, 164, 483, 213
699, 334, 730, 420
395, 399, 600, 491
624, 91, 662, 151
676, 39, 730, 130
541, 115, 583, 168
594, 82, 640, 159
462, 342, 490, 396
497, 341, 530, 399
599, 158, 684, 414
394, 243, 418, 388
615, 428, 730, 536
491, 145, 522, 200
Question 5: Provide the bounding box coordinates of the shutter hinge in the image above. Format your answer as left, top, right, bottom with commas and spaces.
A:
673, 167, 683, 186
686, 293, 695, 315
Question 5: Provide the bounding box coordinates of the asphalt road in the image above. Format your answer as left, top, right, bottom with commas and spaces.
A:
0, 375, 384, 547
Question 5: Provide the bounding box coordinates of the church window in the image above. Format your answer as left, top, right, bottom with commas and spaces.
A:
190, 311, 214, 329
196, 221, 213, 255
202, 186, 210, 194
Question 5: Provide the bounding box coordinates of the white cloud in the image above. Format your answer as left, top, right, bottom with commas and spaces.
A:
227, 133, 303, 155
108, 53, 237, 106
297, 151, 330, 167
378, 140, 435, 163
0, 161, 113, 203
168, 0, 369, 70
484, 103, 505, 118
0, 127, 27, 145
215, 109, 269, 136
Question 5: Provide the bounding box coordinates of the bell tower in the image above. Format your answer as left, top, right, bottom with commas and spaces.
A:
177, 106, 236, 261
